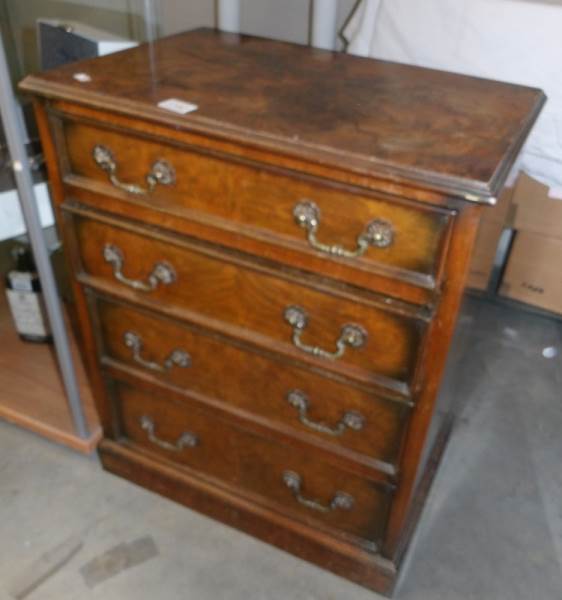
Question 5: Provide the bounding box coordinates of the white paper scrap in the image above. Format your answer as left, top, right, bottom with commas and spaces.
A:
157, 98, 199, 115
73, 72, 92, 83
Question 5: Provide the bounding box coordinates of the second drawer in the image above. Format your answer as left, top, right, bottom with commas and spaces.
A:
69, 209, 427, 392
92, 295, 410, 471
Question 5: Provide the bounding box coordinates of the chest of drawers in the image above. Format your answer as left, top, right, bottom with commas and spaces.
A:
21, 28, 544, 595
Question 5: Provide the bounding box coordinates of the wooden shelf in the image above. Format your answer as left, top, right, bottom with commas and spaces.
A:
0, 291, 101, 453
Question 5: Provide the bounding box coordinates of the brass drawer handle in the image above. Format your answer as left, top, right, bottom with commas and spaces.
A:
124, 331, 191, 373
293, 200, 394, 258
287, 390, 365, 436
93, 144, 175, 195
140, 415, 198, 452
283, 305, 367, 361
103, 243, 176, 292
283, 471, 354, 513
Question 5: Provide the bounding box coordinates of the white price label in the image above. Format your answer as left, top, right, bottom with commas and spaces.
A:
157, 98, 199, 115
6, 289, 50, 338
8, 271, 33, 292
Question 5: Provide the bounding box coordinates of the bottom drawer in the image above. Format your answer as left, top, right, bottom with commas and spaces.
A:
112, 379, 393, 549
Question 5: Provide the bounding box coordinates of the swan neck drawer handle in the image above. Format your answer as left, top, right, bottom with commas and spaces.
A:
124, 331, 191, 373
293, 200, 394, 258
283, 305, 367, 361
103, 243, 176, 292
287, 390, 365, 436
140, 415, 198, 452
283, 471, 354, 513
93, 144, 175, 195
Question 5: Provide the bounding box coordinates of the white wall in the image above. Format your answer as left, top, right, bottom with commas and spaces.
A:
158, 0, 215, 36
159, 0, 359, 48
239, 0, 309, 45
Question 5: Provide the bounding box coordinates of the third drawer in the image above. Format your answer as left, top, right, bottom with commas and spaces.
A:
91, 294, 411, 473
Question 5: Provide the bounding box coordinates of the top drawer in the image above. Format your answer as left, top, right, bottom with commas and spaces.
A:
58, 118, 453, 296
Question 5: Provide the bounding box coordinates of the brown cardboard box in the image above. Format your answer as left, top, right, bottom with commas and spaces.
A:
511, 172, 562, 238
499, 231, 562, 314
499, 172, 562, 315
467, 186, 513, 290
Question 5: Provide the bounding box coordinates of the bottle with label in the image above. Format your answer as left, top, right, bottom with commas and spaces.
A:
4, 244, 51, 343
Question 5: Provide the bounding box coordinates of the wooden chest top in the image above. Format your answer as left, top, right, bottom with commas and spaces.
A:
21, 28, 545, 203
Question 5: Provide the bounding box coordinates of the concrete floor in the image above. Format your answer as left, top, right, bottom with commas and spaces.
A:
0, 296, 561, 599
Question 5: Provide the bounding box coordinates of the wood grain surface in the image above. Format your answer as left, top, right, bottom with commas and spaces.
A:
60, 117, 452, 288
114, 378, 393, 549
0, 293, 100, 453
71, 212, 427, 391
93, 294, 410, 472
20, 28, 545, 201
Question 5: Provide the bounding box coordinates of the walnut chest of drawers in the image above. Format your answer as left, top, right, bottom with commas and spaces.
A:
21, 28, 544, 595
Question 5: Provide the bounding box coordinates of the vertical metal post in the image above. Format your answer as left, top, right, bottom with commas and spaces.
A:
217, 0, 241, 33
311, 0, 339, 50
142, 0, 158, 43
0, 33, 89, 439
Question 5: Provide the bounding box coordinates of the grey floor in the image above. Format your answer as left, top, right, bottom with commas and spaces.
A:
0, 296, 561, 600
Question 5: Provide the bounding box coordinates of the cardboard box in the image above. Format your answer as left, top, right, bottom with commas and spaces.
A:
499, 231, 562, 314
511, 172, 562, 238
499, 172, 562, 315
467, 186, 513, 290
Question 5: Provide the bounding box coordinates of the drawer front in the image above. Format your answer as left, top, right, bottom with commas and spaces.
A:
72, 213, 426, 390
61, 119, 452, 288
113, 378, 393, 547
95, 296, 409, 469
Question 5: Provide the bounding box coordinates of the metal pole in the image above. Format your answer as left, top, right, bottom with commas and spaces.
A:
142, 0, 158, 43
217, 0, 241, 33
311, 0, 339, 50
0, 32, 89, 440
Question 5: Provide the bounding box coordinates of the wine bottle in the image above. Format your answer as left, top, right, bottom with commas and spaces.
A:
4, 244, 51, 343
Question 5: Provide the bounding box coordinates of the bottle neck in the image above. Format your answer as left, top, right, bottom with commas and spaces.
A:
11, 245, 36, 273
